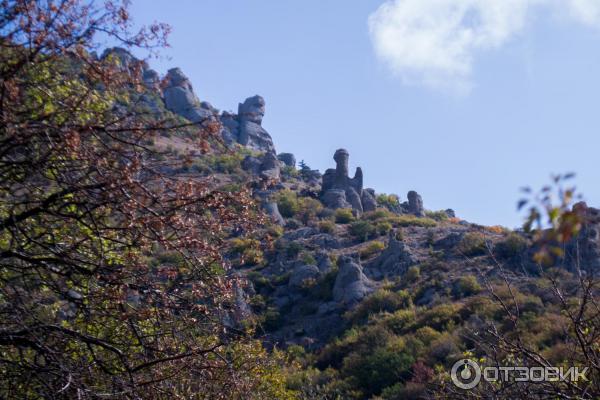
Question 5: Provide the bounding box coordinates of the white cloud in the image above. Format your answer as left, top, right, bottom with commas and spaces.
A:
368, 0, 600, 92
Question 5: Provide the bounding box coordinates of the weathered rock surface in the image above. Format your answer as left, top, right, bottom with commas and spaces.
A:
567, 202, 600, 270
163, 68, 213, 123
321, 149, 372, 214
366, 230, 418, 279
333, 256, 374, 305
277, 153, 296, 168
289, 264, 321, 288
407, 190, 425, 217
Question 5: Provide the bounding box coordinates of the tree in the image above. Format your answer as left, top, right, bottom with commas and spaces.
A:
0, 1, 291, 398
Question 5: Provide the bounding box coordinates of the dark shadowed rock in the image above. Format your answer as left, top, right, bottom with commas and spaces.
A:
289, 264, 321, 288
259, 152, 281, 181
362, 189, 378, 212
407, 190, 425, 217
322, 189, 351, 209
333, 256, 374, 305
278, 153, 296, 168
566, 202, 600, 271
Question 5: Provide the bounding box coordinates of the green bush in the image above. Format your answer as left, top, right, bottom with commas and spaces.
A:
425, 210, 449, 222
349, 220, 376, 242
405, 265, 420, 282
300, 251, 317, 265
376, 221, 393, 235
417, 303, 462, 331
360, 241, 385, 259
457, 232, 487, 256
377, 193, 401, 209
342, 347, 414, 397
318, 220, 336, 234
276, 189, 299, 218
346, 289, 412, 324
285, 241, 303, 259
382, 309, 416, 334
230, 238, 264, 266
494, 232, 528, 259
391, 215, 437, 228
334, 208, 355, 224
453, 275, 482, 298
297, 197, 323, 224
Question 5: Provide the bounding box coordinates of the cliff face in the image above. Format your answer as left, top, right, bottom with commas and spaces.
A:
101, 47, 600, 358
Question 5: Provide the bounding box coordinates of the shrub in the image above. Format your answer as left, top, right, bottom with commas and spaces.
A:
334, 208, 355, 224
349, 220, 376, 242
425, 210, 449, 222
417, 304, 462, 330
286, 241, 303, 259
360, 241, 386, 259
342, 347, 414, 397
297, 197, 324, 224
494, 232, 529, 259
376, 221, 393, 235
457, 232, 487, 256
383, 309, 416, 334
230, 238, 264, 266
377, 193, 401, 209
391, 215, 437, 228
276, 189, 299, 218
414, 326, 441, 346
318, 220, 336, 234
452, 275, 482, 298
300, 251, 317, 265
346, 289, 412, 324
405, 265, 420, 282
262, 307, 282, 332
364, 209, 395, 221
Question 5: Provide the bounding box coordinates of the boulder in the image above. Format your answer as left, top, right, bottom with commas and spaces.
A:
289, 264, 321, 288
407, 190, 425, 217
361, 189, 378, 212
277, 153, 296, 168
333, 256, 374, 305
322, 189, 351, 209
566, 202, 600, 271
237, 95, 276, 154
259, 152, 281, 181
163, 68, 213, 122
241, 155, 262, 174
366, 230, 417, 279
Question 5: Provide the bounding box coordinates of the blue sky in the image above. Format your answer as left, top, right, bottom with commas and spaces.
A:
128, 0, 600, 228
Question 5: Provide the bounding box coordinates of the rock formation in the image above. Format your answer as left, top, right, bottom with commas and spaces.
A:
163, 68, 214, 123
333, 256, 374, 305
407, 190, 425, 217
277, 153, 296, 168
566, 202, 600, 271
366, 230, 418, 279
321, 149, 371, 214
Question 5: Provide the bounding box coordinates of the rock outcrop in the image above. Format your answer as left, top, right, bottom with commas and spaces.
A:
407, 190, 425, 217
163, 68, 214, 123
321, 149, 369, 214
567, 202, 600, 271
366, 230, 418, 279
277, 153, 296, 168
333, 256, 374, 305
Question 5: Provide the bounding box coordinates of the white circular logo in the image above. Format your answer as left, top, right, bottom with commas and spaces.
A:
451, 359, 482, 389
